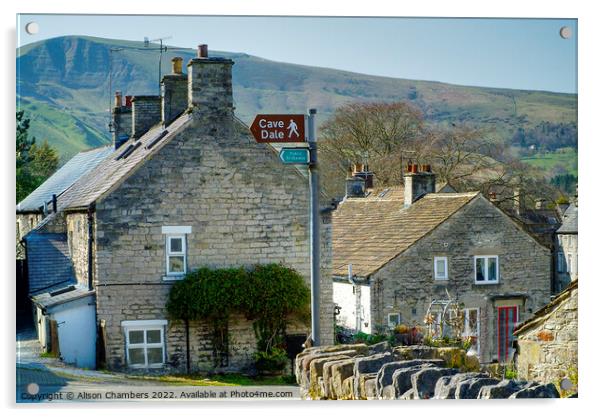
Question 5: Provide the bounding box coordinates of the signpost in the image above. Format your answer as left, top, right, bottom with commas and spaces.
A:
279, 148, 310, 164
250, 114, 306, 143
250, 110, 321, 346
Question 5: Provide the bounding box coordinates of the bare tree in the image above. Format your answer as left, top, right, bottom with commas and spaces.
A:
319, 101, 425, 196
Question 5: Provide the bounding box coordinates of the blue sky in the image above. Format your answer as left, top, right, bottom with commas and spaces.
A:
17, 15, 577, 93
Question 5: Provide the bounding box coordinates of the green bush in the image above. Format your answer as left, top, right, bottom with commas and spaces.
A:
166, 264, 310, 372
254, 347, 289, 373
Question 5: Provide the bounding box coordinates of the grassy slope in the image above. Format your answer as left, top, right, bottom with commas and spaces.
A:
17, 36, 577, 171
521, 147, 578, 178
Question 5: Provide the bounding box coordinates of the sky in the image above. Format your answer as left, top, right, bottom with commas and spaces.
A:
17, 14, 577, 94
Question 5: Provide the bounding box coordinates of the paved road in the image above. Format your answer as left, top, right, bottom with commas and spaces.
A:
16, 319, 299, 403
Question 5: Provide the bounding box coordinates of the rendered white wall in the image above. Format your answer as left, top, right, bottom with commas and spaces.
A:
333, 281, 371, 334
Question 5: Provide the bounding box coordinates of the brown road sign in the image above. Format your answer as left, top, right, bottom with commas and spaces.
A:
250, 114, 306, 143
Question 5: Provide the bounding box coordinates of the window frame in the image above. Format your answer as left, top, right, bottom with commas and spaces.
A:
433, 256, 449, 281
387, 313, 401, 329
462, 308, 480, 356
474, 255, 499, 284
165, 234, 187, 278
567, 253, 573, 273
122, 320, 167, 369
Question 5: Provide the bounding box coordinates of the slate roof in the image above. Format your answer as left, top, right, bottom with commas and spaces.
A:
514, 279, 578, 335
332, 191, 479, 277
16, 146, 113, 212
24, 233, 76, 294
557, 202, 578, 234
32, 285, 94, 310
57, 114, 192, 210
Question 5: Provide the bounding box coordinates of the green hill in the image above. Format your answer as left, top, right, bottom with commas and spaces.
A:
17, 35, 577, 165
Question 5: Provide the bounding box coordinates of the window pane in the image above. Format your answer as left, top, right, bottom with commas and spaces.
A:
147, 348, 164, 365
147, 330, 162, 344
436, 259, 446, 278
169, 256, 185, 273
128, 348, 145, 365
476, 258, 485, 281
129, 330, 144, 344
488, 257, 498, 281
170, 237, 183, 253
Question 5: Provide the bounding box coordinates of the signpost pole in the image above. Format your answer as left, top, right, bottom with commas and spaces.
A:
308, 108, 321, 346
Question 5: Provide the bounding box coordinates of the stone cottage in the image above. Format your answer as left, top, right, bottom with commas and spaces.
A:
16, 145, 112, 258
332, 164, 551, 363
555, 198, 578, 293
22, 45, 334, 372
514, 280, 577, 389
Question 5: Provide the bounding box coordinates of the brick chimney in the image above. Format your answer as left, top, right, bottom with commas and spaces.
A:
131, 96, 161, 138
187, 44, 234, 118
403, 164, 435, 207
161, 57, 188, 125
112, 91, 132, 149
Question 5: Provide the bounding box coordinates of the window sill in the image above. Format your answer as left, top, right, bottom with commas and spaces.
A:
162, 275, 185, 282
474, 281, 500, 285
434, 278, 449, 282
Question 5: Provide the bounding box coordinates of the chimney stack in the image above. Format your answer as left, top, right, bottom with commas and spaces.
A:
514, 188, 525, 216
403, 164, 436, 207
187, 44, 234, 118
161, 57, 188, 125
351, 163, 374, 189
131, 96, 161, 138
112, 91, 132, 149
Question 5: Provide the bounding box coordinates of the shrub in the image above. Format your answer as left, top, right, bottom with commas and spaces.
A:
254, 347, 289, 373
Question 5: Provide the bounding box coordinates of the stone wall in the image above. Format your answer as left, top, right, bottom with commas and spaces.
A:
66, 212, 90, 288
94, 116, 333, 372
515, 282, 577, 389
296, 343, 559, 400
16, 213, 43, 259
370, 196, 551, 363
131, 96, 161, 138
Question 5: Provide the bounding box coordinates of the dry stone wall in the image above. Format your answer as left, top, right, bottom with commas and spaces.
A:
296, 343, 560, 400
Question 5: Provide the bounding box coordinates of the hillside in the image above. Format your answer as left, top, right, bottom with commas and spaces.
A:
17, 36, 577, 163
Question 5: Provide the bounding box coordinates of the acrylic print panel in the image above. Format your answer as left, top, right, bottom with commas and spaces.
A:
16, 14, 577, 402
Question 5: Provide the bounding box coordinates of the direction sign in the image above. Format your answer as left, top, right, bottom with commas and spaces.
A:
250, 114, 306, 143
279, 148, 310, 164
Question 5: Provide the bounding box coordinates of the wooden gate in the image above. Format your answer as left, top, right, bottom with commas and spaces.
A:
49, 319, 60, 357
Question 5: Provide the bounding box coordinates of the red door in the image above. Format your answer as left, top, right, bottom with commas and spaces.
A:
497, 306, 518, 362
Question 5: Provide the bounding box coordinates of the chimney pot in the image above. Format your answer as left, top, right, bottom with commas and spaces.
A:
114, 91, 122, 108
171, 57, 183, 74
125, 95, 133, 107
197, 44, 208, 58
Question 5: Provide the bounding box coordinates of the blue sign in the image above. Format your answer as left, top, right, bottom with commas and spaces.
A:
279, 148, 310, 164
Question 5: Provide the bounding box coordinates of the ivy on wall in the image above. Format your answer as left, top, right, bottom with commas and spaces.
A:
166, 264, 310, 369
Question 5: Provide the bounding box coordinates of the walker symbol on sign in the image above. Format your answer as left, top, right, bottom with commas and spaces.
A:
287, 119, 300, 139
249, 114, 306, 143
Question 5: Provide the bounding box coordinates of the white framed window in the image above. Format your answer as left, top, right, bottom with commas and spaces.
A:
162, 226, 191, 280
567, 253, 573, 273
166, 234, 186, 277
462, 308, 480, 356
122, 320, 167, 368
434, 256, 448, 280
474, 255, 499, 284
387, 313, 401, 329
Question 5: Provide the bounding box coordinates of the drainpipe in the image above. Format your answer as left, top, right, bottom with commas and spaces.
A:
185, 318, 191, 374
87, 203, 95, 291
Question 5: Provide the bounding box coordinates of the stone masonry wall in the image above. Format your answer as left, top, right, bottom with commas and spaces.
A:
94, 116, 333, 372
515, 285, 577, 387
132, 96, 161, 138
16, 213, 43, 259
371, 196, 551, 363
66, 212, 90, 288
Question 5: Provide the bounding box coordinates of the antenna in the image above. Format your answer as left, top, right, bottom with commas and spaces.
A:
146, 36, 173, 95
